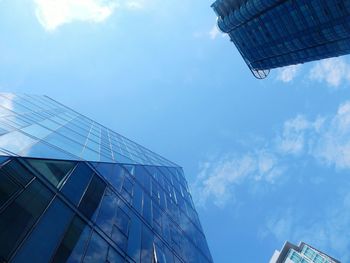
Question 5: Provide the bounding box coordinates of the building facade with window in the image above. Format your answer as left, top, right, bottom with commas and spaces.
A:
0, 93, 213, 263
269, 241, 340, 263
211, 0, 350, 78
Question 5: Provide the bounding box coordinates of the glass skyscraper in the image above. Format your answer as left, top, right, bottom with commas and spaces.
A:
211, 0, 350, 78
0, 93, 213, 263
269, 241, 340, 263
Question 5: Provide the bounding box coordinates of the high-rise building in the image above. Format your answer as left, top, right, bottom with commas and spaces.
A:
0, 93, 213, 263
211, 0, 350, 78
269, 241, 340, 263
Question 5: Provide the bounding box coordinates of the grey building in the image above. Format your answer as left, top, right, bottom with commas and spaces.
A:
269, 241, 340, 263
211, 0, 350, 78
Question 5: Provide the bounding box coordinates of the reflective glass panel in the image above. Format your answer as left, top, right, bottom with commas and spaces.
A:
21, 124, 52, 139
107, 247, 124, 263
0, 170, 20, 208
1, 159, 34, 185
96, 189, 117, 234
21, 141, 76, 162
12, 197, 74, 263
61, 162, 94, 205
79, 174, 106, 220
51, 216, 91, 263
83, 232, 108, 263
26, 159, 76, 188
140, 226, 153, 263
0, 131, 37, 154
0, 180, 53, 261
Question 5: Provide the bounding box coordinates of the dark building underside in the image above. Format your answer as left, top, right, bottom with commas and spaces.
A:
212, 0, 350, 78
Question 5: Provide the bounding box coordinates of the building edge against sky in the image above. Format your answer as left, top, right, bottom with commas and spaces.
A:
211, 0, 350, 79
0, 93, 213, 263
269, 241, 341, 263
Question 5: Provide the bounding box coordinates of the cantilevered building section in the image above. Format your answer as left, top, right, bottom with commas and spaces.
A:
269, 241, 340, 263
0, 93, 213, 263
211, 0, 350, 79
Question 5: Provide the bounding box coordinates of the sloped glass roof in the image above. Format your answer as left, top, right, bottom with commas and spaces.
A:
0, 93, 178, 167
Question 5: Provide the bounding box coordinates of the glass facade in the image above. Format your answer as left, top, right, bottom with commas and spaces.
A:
269, 241, 340, 263
0, 93, 213, 263
212, 0, 350, 78
0, 93, 176, 167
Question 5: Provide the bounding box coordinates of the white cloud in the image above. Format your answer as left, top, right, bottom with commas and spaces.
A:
194, 101, 350, 208
34, 0, 118, 31
309, 57, 350, 87
277, 115, 324, 155
313, 101, 350, 169
276, 64, 301, 82
192, 151, 283, 207
265, 210, 294, 241
124, 0, 153, 10
278, 102, 350, 169
275, 57, 350, 88
209, 25, 220, 40
192, 155, 255, 207
125, 1, 143, 9
33, 0, 152, 31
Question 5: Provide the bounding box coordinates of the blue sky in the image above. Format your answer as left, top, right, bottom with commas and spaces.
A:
1, 0, 350, 262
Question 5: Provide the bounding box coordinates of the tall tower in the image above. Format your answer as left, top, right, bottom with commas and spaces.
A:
0, 93, 213, 263
269, 241, 340, 263
211, 0, 350, 78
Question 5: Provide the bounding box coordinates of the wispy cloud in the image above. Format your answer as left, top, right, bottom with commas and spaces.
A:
125, 1, 143, 9
193, 101, 350, 207
276, 115, 324, 155
209, 25, 220, 40
34, 0, 118, 31
276, 100, 350, 169
276, 64, 301, 83
125, 0, 156, 10
313, 101, 350, 169
33, 0, 151, 31
192, 151, 284, 207
309, 57, 350, 87
275, 57, 350, 87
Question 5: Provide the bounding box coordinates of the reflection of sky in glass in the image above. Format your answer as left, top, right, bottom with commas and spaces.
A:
83, 232, 108, 263
0, 93, 178, 167
0, 130, 37, 154
0, 93, 212, 262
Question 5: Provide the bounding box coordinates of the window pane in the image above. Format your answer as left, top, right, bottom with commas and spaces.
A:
61, 162, 94, 205
143, 194, 152, 225
132, 184, 143, 215
12, 198, 74, 263
107, 247, 124, 263
0, 131, 37, 154
26, 159, 76, 188
0, 170, 20, 208
0, 180, 53, 261
21, 124, 52, 139
79, 174, 106, 220
2, 159, 34, 186
111, 225, 127, 252
115, 207, 130, 236
83, 232, 108, 263
51, 216, 91, 263
0, 156, 9, 165
141, 226, 154, 263
22, 141, 75, 161
127, 214, 142, 262
94, 163, 125, 192
44, 132, 84, 158
96, 189, 117, 235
